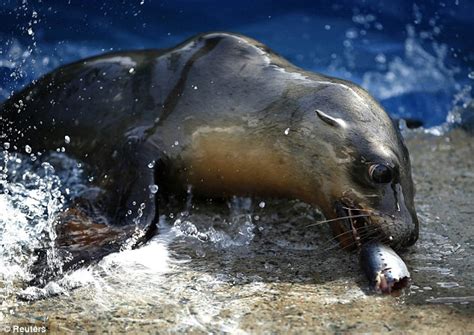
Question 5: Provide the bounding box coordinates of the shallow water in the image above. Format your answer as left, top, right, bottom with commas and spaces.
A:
1, 0, 473, 333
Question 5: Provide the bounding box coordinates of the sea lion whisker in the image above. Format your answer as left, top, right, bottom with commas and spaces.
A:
320, 238, 355, 253
348, 208, 362, 248
337, 232, 386, 252
306, 214, 371, 227
340, 206, 381, 216
320, 230, 366, 251
320, 233, 374, 253
319, 224, 386, 252
318, 231, 354, 250
341, 206, 370, 212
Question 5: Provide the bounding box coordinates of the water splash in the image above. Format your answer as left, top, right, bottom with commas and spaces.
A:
333, 15, 472, 128
0, 151, 94, 300
171, 196, 256, 251
0, 152, 64, 298
362, 25, 458, 101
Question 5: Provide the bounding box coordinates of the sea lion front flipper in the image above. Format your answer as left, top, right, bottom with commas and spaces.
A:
106, 139, 159, 234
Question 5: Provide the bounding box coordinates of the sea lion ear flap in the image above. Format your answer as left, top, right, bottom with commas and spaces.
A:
315, 109, 347, 129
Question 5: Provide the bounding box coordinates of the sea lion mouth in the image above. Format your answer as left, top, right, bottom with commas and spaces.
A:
333, 201, 383, 249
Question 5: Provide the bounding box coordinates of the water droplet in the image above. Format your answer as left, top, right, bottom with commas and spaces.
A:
284, 128, 290, 135
468, 72, 474, 79
375, 53, 386, 64
149, 184, 159, 194
25, 145, 32, 153
259, 201, 266, 208
3, 142, 10, 149
129, 68, 135, 74
345, 28, 358, 39
148, 161, 155, 169
64, 135, 71, 144
174, 140, 179, 146
324, 24, 331, 30
27, 28, 34, 36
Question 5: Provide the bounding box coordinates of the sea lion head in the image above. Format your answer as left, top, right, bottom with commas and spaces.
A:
293, 79, 419, 250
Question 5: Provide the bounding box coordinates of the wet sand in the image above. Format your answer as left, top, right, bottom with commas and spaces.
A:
3, 129, 474, 334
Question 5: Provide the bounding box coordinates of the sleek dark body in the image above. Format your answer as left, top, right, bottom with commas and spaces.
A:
0, 33, 419, 280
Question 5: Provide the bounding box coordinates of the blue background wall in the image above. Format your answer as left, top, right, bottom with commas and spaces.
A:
1, 0, 473, 126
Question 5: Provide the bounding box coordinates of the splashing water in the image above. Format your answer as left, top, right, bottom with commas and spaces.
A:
0, 145, 264, 302
172, 196, 256, 252
358, 24, 470, 127
361, 25, 458, 101
0, 151, 66, 298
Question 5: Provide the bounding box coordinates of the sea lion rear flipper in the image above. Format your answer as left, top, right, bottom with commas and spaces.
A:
29, 202, 132, 286
30, 142, 162, 285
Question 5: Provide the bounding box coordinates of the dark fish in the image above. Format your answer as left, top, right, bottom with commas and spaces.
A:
359, 242, 410, 294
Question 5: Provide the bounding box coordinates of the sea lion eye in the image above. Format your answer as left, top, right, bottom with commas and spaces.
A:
369, 164, 393, 184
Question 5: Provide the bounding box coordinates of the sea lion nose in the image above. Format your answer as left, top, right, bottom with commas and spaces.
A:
392, 223, 418, 249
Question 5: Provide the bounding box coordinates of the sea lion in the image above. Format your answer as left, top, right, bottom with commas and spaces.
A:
0, 32, 419, 283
